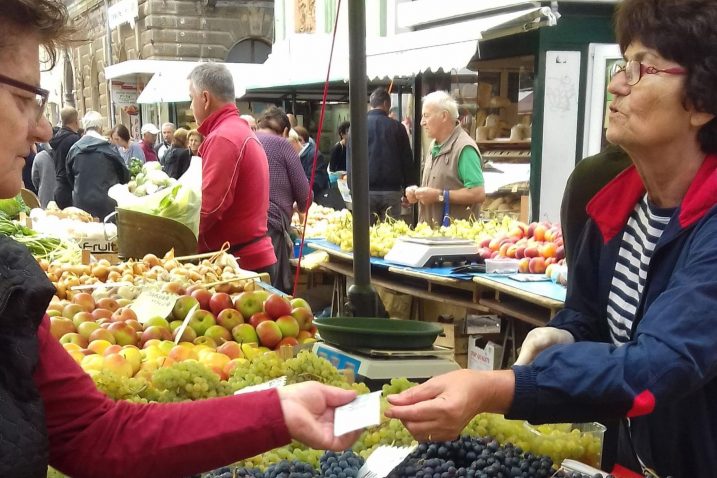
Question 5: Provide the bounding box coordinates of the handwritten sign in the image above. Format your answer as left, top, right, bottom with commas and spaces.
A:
108, 0, 138, 29
130, 290, 178, 324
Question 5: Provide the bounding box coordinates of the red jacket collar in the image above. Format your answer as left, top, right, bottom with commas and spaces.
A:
587, 154, 717, 243
197, 103, 239, 137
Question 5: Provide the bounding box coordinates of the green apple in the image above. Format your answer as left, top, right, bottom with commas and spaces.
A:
289, 298, 312, 314
188, 310, 216, 336
203, 325, 232, 345
276, 315, 300, 338
143, 316, 171, 330
172, 295, 199, 321
231, 323, 259, 344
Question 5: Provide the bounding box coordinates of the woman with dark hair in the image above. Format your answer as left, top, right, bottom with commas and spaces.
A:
329, 121, 349, 173
0, 2, 361, 476
255, 106, 311, 292
162, 127, 191, 179
387, 1, 717, 476
110, 123, 145, 166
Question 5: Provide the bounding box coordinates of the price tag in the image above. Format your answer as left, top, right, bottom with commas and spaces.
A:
334, 390, 381, 436
173, 303, 199, 344
358, 445, 417, 478
234, 376, 287, 395
130, 290, 179, 324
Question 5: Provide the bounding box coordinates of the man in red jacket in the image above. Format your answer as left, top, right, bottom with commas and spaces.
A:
189, 62, 277, 276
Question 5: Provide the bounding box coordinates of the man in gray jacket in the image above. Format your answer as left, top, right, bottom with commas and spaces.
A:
31, 143, 55, 208
66, 112, 129, 220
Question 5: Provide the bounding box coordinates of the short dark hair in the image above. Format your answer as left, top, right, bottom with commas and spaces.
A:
257, 106, 290, 136
0, 0, 75, 69
615, 0, 717, 153
111, 124, 130, 142
370, 88, 391, 109
337, 121, 350, 137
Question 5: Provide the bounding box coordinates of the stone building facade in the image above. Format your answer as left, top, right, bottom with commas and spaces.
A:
60, 0, 273, 126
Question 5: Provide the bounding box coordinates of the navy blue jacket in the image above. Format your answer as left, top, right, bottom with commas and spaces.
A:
367, 109, 415, 191
509, 156, 717, 477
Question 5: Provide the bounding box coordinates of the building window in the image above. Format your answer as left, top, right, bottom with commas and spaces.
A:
226, 38, 271, 64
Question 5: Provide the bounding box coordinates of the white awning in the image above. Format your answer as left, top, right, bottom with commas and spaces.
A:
246, 6, 557, 91
104, 60, 194, 81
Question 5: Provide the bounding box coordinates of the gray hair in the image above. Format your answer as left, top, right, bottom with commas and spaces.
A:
188, 62, 235, 103
161, 122, 176, 131
82, 110, 104, 131
422, 90, 459, 121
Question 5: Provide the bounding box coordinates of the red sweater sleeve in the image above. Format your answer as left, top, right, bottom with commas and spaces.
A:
34, 316, 291, 478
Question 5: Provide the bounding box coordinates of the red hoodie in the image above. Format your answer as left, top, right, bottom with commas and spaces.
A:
198, 104, 276, 270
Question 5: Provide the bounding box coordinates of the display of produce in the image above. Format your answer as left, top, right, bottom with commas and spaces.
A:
30, 206, 116, 248
292, 204, 337, 239
127, 162, 177, 197
0, 210, 82, 262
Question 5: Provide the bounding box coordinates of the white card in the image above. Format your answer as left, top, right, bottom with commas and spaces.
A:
234, 376, 287, 395
333, 390, 381, 436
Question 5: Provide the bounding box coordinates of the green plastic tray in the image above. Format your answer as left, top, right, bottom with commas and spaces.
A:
313, 317, 443, 350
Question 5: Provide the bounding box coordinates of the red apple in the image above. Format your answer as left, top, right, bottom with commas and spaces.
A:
59, 332, 89, 348
50, 316, 75, 340
125, 319, 143, 333
234, 291, 264, 319
297, 330, 313, 341
216, 308, 244, 331
108, 321, 138, 346
96, 297, 120, 312
217, 341, 244, 359
249, 312, 271, 328
91, 308, 113, 321
190, 288, 212, 311
72, 292, 95, 312
232, 323, 259, 344
276, 336, 299, 349
140, 326, 172, 346
208, 292, 233, 316
89, 327, 116, 344
111, 307, 138, 323
276, 315, 300, 338
529, 257, 547, 274
62, 303, 84, 320
291, 307, 314, 331
256, 320, 282, 348
263, 293, 292, 320
102, 344, 123, 356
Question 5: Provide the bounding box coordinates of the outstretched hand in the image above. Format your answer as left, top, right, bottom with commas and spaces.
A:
278, 382, 363, 451
385, 369, 515, 442
514, 327, 574, 366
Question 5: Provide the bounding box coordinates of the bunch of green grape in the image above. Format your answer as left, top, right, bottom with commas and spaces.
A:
228, 351, 287, 392
353, 418, 416, 459
92, 370, 159, 403
381, 377, 417, 397
152, 360, 232, 402
237, 440, 323, 471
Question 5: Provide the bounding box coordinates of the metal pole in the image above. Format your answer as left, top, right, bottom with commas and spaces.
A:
104, 0, 116, 127
346, 0, 379, 317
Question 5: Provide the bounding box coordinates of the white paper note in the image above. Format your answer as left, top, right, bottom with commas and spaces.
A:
333, 390, 381, 436
234, 376, 287, 395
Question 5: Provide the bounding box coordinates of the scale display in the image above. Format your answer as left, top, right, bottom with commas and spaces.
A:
384, 236, 480, 268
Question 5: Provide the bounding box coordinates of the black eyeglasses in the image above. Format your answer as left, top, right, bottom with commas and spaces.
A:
0, 73, 49, 121
609, 59, 686, 86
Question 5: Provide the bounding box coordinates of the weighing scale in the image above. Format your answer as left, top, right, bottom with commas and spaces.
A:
312, 341, 461, 390
384, 237, 481, 268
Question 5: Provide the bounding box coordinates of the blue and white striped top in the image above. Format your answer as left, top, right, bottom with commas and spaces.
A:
606, 195, 674, 345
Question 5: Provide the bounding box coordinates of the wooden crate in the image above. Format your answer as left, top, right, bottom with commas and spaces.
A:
434, 320, 469, 354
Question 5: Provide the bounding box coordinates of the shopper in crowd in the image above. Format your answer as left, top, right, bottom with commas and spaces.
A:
366, 88, 415, 224
389, 1, 717, 475
188, 128, 203, 156
560, 144, 631, 266
329, 121, 349, 173
0, 3, 362, 477
110, 123, 146, 167
162, 127, 191, 180
66, 111, 129, 220
405, 90, 484, 227
288, 128, 303, 154
295, 125, 329, 202
256, 106, 312, 292
22, 145, 37, 194
140, 123, 160, 162
241, 114, 257, 131
50, 105, 81, 208
189, 62, 277, 276
156, 121, 175, 163
32, 142, 56, 207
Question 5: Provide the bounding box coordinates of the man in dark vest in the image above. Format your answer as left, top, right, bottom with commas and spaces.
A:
49, 106, 80, 208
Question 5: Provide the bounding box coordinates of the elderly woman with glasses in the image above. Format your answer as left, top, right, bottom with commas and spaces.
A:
387, 1, 717, 476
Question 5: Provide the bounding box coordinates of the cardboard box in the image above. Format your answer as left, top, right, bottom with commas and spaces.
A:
468, 335, 504, 371
434, 320, 469, 353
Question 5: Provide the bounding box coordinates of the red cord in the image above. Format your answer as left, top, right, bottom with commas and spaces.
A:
292, 0, 342, 297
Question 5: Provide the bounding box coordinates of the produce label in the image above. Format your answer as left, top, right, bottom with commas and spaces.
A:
130, 290, 179, 324
358, 445, 417, 478
233, 376, 287, 395
334, 390, 381, 436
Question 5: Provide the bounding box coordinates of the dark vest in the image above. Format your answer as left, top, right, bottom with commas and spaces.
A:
0, 236, 56, 477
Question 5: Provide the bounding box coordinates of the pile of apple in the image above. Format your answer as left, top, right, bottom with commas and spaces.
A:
48, 287, 317, 382
477, 221, 566, 274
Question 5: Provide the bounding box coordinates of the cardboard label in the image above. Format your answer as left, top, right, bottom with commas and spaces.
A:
130, 290, 179, 324
78, 239, 117, 253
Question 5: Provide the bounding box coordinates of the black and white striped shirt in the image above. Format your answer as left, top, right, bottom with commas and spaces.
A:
606, 195, 674, 345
